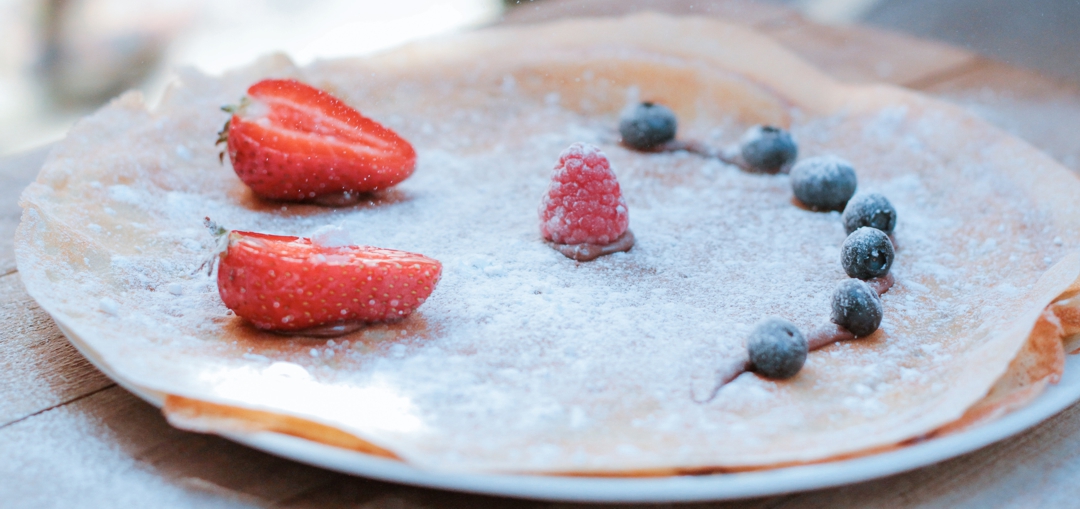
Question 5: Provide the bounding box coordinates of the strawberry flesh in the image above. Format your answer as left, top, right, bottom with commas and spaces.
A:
217, 231, 441, 332
225, 79, 416, 202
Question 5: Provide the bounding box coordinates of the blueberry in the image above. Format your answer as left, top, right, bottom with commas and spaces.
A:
841, 227, 894, 280
843, 193, 897, 235
747, 317, 808, 379
831, 279, 883, 337
619, 102, 677, 150
789, 156, 857, 211
740, 125, 798, 174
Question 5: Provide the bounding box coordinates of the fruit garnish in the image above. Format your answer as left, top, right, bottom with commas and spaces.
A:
539, 143, 632, 259
842, 193, 897, 235
748, 317, 808, 380
830, 279, 883, 337
618, 102, 677, 151
790, 156, 857, 211
217, 78, 416, 203
739, 125, 798, 174
616, 107, 802, 178
210, 226, 441, 333
841, 226, 895, 280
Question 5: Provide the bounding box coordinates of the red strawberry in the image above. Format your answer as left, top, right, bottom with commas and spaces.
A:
218, 79, 416, 202
215, 229, 441, 332
539, 142, 629, 245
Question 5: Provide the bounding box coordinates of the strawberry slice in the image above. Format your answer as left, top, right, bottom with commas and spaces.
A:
219, 79, 416, 202
215, 229, 441, 333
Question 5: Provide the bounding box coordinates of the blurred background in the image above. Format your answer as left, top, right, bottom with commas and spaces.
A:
1, 0, 1079, 156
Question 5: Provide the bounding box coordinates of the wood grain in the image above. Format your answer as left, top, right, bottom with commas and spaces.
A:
0, 145, 47, 275
503, 0, 979, 88
500, 0, 797, 28
775, 403, 1080, 508
4, 1, 1080, 507
762, 17, 979, 87
0, 385, 345, 507
0, 272, 114, 428
920, 58, 1080, 172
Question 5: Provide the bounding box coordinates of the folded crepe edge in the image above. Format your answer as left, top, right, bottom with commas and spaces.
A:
148, 12, 1080, 473
154, 260, 1080, 475
162, 395, 400, 460
16, 12, 1080, 475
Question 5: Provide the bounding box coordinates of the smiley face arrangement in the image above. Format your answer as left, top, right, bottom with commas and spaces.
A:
208, 78, 892, 381
612, 104, 904, 387
15, 14, 1080, 475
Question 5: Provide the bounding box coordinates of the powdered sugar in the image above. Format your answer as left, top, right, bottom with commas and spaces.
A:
14, 53, 1080, 473
0, 389, 253, 508
308, 224, 353, 248
539, 142, 628, 245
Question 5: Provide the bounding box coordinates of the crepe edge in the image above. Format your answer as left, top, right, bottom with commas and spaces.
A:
12, 12, 1080, 475
152, 256, 1080, 476
162, 395, 400, 459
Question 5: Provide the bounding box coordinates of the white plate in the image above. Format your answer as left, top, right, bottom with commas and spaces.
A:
55, 320, 1080, 503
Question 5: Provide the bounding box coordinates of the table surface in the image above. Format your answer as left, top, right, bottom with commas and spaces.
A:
6, 1, 1080, 507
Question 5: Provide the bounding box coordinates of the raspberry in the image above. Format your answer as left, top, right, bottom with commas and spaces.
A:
539, 143, 629, 245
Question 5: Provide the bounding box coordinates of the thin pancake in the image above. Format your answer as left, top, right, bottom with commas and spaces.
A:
15, 14, 1080, 473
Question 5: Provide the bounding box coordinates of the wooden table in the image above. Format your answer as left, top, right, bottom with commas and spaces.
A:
5, 1, 1080, 506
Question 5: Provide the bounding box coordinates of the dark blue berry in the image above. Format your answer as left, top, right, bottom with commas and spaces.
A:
843, 193, 897, 235
830, 279, 883, 337
740, 125, 798, 174
747, 317, 808, 379
619, 102, 677, 150
790, 156, 857, 211
841, 227, 894, 280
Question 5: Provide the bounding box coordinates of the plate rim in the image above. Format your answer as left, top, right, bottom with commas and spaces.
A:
54, 320, 1080, 503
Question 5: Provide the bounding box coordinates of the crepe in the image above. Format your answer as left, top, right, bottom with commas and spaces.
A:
15, 14, 1080, 474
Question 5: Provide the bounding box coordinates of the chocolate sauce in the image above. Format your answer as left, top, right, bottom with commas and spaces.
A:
866, 273, 895, 295
549, 230, 635, 261
270, 320, 366, 338
653, 140, 719, 158
632, 139, 765, 173
804, 274, 893, 350
312, 191, 363, 207
692, 354, 751, 404
807, 323, 856, 351
696, 273, 895, 403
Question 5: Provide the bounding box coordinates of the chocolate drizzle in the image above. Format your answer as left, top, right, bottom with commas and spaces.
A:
806, 323, 857, 350
312, 192, 364, 207
267, 320, 366, 338
695, 273, 895, 403
865, 273, 895, 295
630, 139, 773, 173
549, 230, 636, 261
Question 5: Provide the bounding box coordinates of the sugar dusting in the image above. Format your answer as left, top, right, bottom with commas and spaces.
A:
308, 223, 353, 248
14, 59, 1080, 473
0, 389, 261, 508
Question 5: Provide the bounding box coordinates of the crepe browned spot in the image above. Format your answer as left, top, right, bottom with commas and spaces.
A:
163, 395, 399, 459
16, 14, 1080, 474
